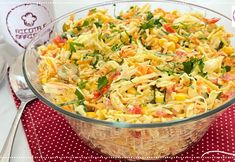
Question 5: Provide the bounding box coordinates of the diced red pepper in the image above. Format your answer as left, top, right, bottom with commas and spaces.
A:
93, 90, 102, 99
93, 85, 110, 99
203, 17, 220, 24
130, 105, 142, 114
163, 24, 175, 33
108, 69, 121, 81
52, 35, 66, 46
101, 85, 110, 94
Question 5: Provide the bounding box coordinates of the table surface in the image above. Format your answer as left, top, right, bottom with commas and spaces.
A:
0, 0, 234, 162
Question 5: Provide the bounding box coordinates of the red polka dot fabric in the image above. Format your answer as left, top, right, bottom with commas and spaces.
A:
12, 92, 235, 162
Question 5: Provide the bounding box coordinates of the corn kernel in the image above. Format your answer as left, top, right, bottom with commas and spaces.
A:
86, 112, 97, 118
142, 105, 148, 113
222, 46, 234, 55
172, 10, 179, 16
71, 52, 81, 60
184, 48, 192, 53
47, 44, 56, 50
90, 83, 97, 91
159, 38, 167, 46
168, 34, 179, 43
127, 87, 137, 95
96, 109, 106, 120
175, 93, 187, 101
167, 42, 176, 51
155, 96, 164, 103
41, 78, 47, 84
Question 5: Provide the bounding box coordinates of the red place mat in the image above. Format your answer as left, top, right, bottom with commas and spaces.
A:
12, 92, 235, 162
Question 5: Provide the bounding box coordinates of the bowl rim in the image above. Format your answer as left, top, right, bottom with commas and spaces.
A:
23, 0, 235, 128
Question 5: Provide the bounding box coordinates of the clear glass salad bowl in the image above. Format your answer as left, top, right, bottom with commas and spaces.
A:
23, 0, 235, 160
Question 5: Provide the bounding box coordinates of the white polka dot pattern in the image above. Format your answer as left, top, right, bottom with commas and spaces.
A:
12, 92, 235, 162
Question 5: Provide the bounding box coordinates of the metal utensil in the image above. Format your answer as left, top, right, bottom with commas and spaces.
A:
0, 55, 8, 85
0, 55, 36, 162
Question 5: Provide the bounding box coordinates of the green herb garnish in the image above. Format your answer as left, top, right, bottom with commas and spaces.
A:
75, 88, 85, 100
78, 80, 88, 89
183, 58, 206, 76
61, 33, 67, 39
222, 65, 231, 73
183, 60, 194, 74
98, 76, 109, 91
225, 66, 231, 72
82, 19, 89, 27
94, 21, 102, 28
111, 44, 122, 52
90, 8, 97, 14
69, 42, 76, 53
140, 17, 164, 30
91, 55, 100, 68
116, 16, 123, 20
69, 42, 84, 54
146, 11, 153, 20
75, 26, 82, 31
109, 22, 116, 28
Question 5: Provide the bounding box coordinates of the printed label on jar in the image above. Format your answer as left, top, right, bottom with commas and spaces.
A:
6, 3, 52, 49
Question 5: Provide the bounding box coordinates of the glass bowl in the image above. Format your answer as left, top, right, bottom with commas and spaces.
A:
23, 0, 235, 160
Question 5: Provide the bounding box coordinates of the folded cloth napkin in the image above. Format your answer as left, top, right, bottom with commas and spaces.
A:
12, 91, 235, 162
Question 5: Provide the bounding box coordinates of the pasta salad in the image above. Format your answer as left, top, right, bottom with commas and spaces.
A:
37, 4, 235, 123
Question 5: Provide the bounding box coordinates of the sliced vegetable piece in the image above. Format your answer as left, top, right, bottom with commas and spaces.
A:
163, 24, 175, 33
130, 105, 142, 114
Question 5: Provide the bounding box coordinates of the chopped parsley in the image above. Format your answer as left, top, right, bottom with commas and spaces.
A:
183, 60, 195, 74
75, 88, 85, 100
89, 8, 97, 14
225, 66, 231, 72
82, 19, 89, 27
111, 44, 122, 52
140, 17, 165, 30
69, 42, 84, 53
78, 80, 88, 89
91, 55, 100, 68
222, 65, 231, 73
69, 42, 76, 53
109, 22, 116, 28
116, 15, 123, 20
69, 42, 84, 58
75, 26, 82, 31
94, 21, 102, 28
98, 76, 109, 91
183, 58, 206, 76
146, 11, 153, 20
